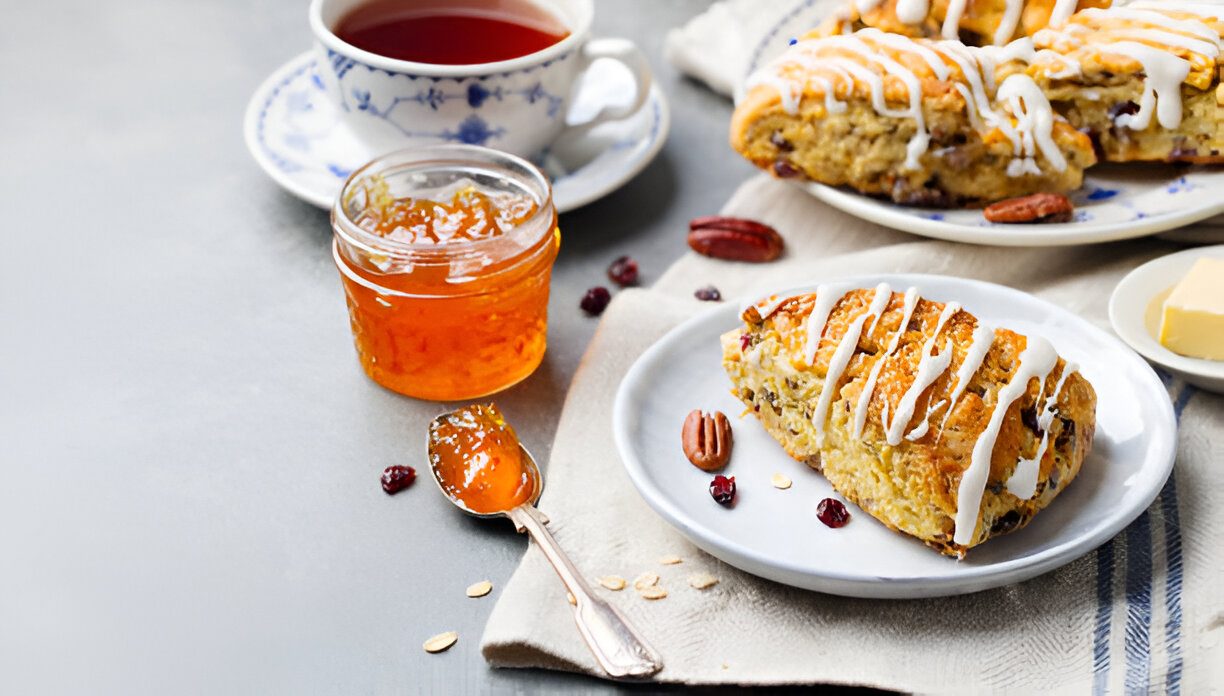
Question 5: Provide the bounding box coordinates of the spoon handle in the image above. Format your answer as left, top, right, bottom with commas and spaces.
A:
507, 505, 663, 679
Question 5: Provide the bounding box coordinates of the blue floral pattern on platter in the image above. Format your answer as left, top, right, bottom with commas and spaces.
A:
244, 52, 669, 213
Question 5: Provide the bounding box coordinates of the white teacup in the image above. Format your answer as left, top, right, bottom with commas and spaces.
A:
308, 0, 653, 160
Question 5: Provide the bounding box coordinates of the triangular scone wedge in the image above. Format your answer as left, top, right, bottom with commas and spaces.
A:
721, 285, 1096, 558
732, 30, 1096, 206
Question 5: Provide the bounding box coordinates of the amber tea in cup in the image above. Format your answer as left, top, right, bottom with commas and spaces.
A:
311, 0, 653, 159
333, 0, 571, 64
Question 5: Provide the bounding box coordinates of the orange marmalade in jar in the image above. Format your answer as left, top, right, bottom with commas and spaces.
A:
331, 145, 560, 400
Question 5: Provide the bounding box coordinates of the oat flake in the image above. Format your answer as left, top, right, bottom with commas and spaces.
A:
633, 572, 660, 590
465, 581, 492, 598
598, 575, 627, 591
423, 632, 458, 653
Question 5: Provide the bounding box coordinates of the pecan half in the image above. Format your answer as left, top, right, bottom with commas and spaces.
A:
681, 409, 732, 471
687, 216, 784, 262
983, 193, 1074, 224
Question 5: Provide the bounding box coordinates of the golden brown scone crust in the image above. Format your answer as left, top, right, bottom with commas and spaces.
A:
800, 3, 1224, 167
1029, 8, 1224, 163
721, 288, 1097, 557
730, 32, 1096, 206
731, 78, 1095, 206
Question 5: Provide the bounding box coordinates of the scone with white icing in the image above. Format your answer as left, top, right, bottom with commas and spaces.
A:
1029, 3, 1224, 163
720, 284, 1097, 558
740, 1, 1224, 197
730, 29, 1097, 206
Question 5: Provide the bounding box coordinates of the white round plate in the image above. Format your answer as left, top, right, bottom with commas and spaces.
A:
1109, 245, 1224, 394
741, 0, 1224, 246
613, 274, 1176, 598
806, 168, 1224, 247
243, 51, 670, 213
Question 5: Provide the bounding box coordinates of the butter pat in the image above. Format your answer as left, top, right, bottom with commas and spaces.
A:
1159, 258, 1224, 360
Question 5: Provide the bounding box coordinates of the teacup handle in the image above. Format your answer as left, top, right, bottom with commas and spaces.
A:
565, 38, 653, 135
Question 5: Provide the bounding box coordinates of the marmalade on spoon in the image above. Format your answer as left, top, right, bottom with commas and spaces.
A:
429, 403, 534, 514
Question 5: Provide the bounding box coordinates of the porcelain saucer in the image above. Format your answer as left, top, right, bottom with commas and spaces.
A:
244, 51, 670, 212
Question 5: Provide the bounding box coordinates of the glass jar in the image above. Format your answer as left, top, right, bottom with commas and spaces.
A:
331, 145, 560, 401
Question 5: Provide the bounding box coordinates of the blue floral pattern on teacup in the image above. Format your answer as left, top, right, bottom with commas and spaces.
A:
316, 46, 575, 157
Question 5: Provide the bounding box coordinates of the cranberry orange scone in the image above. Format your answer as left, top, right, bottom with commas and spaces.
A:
730, 30, 1096, 205
720, 285, 1096, 558
818, 0, 1109, 46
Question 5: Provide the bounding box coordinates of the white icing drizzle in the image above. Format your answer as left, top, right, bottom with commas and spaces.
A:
905, 399, 945, 441
1080, 7, 1221, 45
1030, 5, 1222, 133
812, 310, 872, 444
802, 284, 851, 365
993, 0, 1026, 45
953, 335, 1059, 546
936, 41, 1023, 143
860, 28, 950, 80
856, 0, 884, 12
942, 0, 969, 39
811, 73, 850, 115
852, 287, 920, 439
1005, 360, 1078, 498
817, 34, 932, 169
1035, 49, 1083, 79
1127, 1, 1224, 22
938, 322, 996, 434
863, 281, 893, 335
747, 71, 806, 114
884, 301, 961, 446
746, 32, 1064, 177
750, 293, 789, 322
1119, 28, 1220, 56
810, 284, 891, 443
996, 72, 1068, 174
1101, 42, 1192, 130
1049, 0, 1080, 28
896, 0, 930, 24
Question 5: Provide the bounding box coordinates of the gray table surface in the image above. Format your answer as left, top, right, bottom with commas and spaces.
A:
0, 0, 828, 693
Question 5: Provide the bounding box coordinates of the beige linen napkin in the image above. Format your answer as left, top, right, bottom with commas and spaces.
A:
481, 175, 1224, 692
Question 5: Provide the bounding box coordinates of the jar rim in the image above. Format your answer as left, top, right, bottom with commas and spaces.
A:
331, 144, 555, 261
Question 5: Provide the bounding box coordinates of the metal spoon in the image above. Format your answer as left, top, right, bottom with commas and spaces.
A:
427, 408, 663, 679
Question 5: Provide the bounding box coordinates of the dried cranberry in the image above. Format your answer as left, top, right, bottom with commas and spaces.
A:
1108, 100, 1140, 121
773, 160, 800, 178
1020, 405, 1042, 434
607, 256, 639, 286
694, 285, 722, 302
816, 498, 850, 527
709, 475, 736, 506
381, 465, 416, 495
770, 131, 794, 152
580, 286, 611, 315
739, 334, 751, 351
1079, 128, 1106, 163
